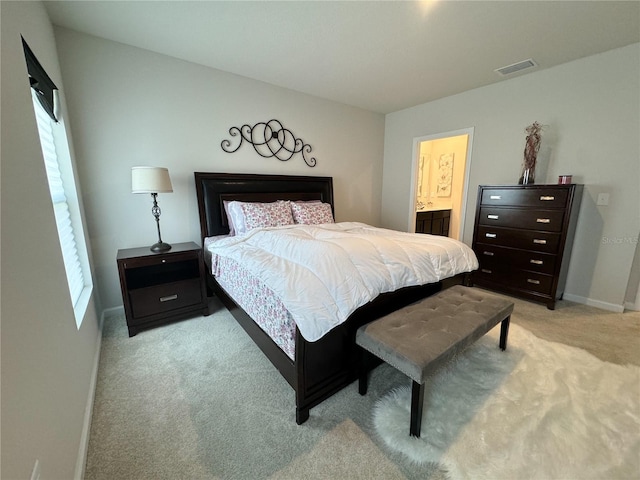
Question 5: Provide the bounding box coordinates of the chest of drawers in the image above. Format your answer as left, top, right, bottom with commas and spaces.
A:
471, 184, 583, 309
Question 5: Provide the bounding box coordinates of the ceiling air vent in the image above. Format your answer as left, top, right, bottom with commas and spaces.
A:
494, 58, 538, 76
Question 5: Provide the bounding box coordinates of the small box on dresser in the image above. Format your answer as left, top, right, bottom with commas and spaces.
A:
471, 184, 583, 309
117, 242, 209, 336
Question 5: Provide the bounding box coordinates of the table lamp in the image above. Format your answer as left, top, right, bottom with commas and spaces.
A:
131, 166, 173, 252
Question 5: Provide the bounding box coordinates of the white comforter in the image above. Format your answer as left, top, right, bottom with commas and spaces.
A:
207, 222, 478, 342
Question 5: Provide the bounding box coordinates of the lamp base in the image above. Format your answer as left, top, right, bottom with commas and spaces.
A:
150, 241, 172, 253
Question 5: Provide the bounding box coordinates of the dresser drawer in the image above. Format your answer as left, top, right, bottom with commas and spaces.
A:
478, 207, 565, 232
474, 268, 554, 295
475, 225, 561, 253
129, 278, 203, 321
476, 244, 557, 275
481, 187, 569, 208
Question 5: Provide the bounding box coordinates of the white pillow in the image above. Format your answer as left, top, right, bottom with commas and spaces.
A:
226, 201, 248, 236
223, 200, 236, 236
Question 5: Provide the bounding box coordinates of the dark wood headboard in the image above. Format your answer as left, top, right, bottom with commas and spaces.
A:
194, 172, 334, 240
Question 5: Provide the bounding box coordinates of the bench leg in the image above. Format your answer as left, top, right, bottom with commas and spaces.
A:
358, 347, 368, 395
410, 380, 424, 437
499, 315, 510, 351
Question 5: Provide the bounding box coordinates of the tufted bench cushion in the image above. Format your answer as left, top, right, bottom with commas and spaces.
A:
356, 285, 514, 437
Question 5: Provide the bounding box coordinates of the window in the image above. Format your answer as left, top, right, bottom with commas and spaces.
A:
24, 39, 92, 327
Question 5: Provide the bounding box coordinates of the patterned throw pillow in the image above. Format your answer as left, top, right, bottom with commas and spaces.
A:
291, 202, 334, 225
240, 201, 294, 231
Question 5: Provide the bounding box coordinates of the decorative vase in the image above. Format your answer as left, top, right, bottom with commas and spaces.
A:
519, 167, 535, 185
518, 122, 543, 184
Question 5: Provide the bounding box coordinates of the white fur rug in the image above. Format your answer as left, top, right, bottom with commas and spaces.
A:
373, 323, 640, 479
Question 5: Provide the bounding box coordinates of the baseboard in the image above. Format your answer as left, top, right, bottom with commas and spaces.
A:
624, 301, 640, 312
562, 293, 625, 313
101, 305, 125, 318
73, 307, 123, 479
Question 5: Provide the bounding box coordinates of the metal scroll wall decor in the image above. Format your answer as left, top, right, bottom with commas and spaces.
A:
221, 119, 317, 167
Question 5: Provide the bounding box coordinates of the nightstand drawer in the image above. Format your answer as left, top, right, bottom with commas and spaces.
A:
129, 278, 203, 320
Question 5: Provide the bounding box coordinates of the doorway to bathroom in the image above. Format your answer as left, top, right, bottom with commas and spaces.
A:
410, 128, 474, 240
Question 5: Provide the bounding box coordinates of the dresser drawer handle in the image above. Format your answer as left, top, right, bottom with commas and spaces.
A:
530, 259, 544, 265
487, 214, 499, 220
490, 195, 502, 200
527, 279, 541, 285
160, 294, 178, 302
540, 196, 555, 201
536, 218, 551, 224
483, 251, 494, 256
481, 269, 492, 274
485, 233, 497, 238
533, 239, 547, 245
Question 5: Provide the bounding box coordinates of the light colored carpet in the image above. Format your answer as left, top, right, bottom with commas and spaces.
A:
86, 299, 443, 479
269, 419, 408, 479
85, 295, 640, 480
373, 323, 640, 479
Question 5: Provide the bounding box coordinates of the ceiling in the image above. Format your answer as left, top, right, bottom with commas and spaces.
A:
44, 1, 640, 114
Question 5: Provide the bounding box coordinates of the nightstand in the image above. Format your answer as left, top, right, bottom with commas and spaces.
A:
117, 242, 209, 336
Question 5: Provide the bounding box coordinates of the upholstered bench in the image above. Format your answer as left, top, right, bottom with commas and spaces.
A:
355, 285, 514, 437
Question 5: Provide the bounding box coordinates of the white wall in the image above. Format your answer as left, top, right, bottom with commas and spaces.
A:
382, 44, 640, 311
1, 2, 102, 479
53, 28, 385, 310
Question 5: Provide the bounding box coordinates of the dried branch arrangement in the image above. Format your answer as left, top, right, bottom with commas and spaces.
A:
519, 121, 544, 184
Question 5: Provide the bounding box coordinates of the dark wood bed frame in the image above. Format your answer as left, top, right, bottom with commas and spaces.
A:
194, 172, 460, 423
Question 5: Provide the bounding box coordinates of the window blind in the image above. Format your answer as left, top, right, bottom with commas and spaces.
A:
33, 95, 85, 307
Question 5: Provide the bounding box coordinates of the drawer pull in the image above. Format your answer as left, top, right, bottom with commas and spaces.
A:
487, 214, 499, 220
483, 251, 495, 256
536, 218, 551, 224
533, 239, 547, 245
160, 294, 178, 302
527, 279, 541, 285
540, 196, 555, 201
490, 195, 502, 200
530, 259, 544, 265
481, 269, 493, 274
485, 233, 497, 238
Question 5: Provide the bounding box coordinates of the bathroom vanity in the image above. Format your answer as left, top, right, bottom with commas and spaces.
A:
415, 209, 451, 236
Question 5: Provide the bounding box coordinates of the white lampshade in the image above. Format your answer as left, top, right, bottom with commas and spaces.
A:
131, 166, 173, 193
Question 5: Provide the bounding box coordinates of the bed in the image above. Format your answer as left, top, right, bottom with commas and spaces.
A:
194, 172, 477, 423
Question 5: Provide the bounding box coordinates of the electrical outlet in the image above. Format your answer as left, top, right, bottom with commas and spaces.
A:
597, 193, 610, 206
30, 460, 40, 480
